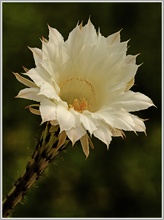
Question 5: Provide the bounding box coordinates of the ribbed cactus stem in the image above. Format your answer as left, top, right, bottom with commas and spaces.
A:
3, 122, 69, 217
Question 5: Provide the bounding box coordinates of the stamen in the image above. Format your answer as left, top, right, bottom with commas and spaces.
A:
69, 97, 90, 112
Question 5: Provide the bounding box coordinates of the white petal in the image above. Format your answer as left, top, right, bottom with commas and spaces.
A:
25, 68, 49, 87
131, 115, 146, 133
113, 109, 135, 131
91, 108, 114, 127
40, 59, 58, 82
106, 30, 121, 45
108, 63, 139, 91
125, 54, 139, 65
66, 125, 86, 145
65, 25, 83, 58
80, 113, 97, 135
28, 47, 42, 66
65, 20, 97, 59
40, 99, 57, 123
42, 40, 69, 64
113, 91, 155, 112
81, 19, 97, 44
93, 123, 112, 148
56, 104, 80, 131
48, 25, 64, 44
108, 40, 128, 55
16, 87, 44, 101
125, 78, 135, 91
39, 82, 60, 100
25, 65, 60, 100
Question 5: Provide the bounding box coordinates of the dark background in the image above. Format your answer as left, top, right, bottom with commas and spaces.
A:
3, 2, 161, 218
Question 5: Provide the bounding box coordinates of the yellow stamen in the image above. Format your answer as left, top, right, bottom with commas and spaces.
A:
69, 97, 90, 112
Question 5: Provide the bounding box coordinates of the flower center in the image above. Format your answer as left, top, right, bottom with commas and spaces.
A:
59, 76, 95, 112
69, 97, 90, 112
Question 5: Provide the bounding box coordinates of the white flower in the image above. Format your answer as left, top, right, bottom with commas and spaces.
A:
14, 19, 154, 158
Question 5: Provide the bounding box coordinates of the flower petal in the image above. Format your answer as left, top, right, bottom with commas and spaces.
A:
24, 67, 60, 101
39, 82, 60, 101
113, 91, 155, 112
42, 40, 69, 65
131, 115, 146, 133
91, 108, 114, 127
66, 125, 86, 145
125, 78, 135, 91
113, 109, 135, 131
26, 104, 40, 115
48, 25, 64, 44
40, 99, 57, 123
13, 72, 36, 87
93, 123, 112, 148
80, 113, 97, 135
125, 54, 139, 65
109, 63, 139, 91
16, 87, 44, 101
56, 104, 80, 131
28, 47, 43, 66
106, 30, 121, 45
25, 68, 49, 86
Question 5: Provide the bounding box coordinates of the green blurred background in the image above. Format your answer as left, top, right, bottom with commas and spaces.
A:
3, 2, 161, 218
